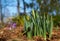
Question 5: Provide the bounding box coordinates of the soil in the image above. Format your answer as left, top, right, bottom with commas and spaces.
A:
0, 26, 60, 41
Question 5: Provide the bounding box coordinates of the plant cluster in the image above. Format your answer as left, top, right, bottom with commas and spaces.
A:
24, 10, 53, 40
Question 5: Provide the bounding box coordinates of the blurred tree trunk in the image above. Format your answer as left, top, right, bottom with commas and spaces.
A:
23, 0, 26, 14
0, 0, 3, 23
17, 0, 20, 15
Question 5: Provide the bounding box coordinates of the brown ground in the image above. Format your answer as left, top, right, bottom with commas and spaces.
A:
0, 26, 60, 41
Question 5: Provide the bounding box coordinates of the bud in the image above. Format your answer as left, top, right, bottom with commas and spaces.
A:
32, 9, 35, 19
26, 15, 30, 21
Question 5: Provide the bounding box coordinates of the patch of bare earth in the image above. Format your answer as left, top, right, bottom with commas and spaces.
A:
50, 28, 60, 41
0, 26, 60, 41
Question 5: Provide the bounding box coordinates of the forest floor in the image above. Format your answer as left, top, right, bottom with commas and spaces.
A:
0, 26, 60, 41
